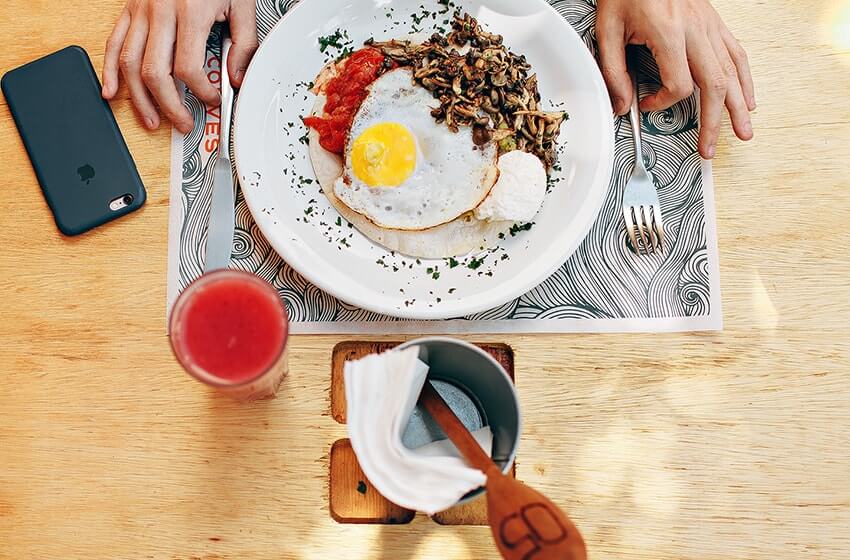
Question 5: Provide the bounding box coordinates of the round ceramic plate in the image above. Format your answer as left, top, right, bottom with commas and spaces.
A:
234, 0, 614, 320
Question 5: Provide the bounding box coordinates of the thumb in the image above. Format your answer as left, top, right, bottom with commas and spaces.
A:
227, 0, 259, 88
596, 16, 632, 115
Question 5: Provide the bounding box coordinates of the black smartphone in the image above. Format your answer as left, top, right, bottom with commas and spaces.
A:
2, 45, 146, 236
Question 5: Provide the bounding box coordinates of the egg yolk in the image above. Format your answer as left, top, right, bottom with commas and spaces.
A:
350, 122, 417, 187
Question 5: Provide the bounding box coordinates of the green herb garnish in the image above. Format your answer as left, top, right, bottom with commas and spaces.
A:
509, 222, 534, 236
468, 257, 485, 270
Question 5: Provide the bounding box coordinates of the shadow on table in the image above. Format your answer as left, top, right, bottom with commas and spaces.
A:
368, 516, 492, 559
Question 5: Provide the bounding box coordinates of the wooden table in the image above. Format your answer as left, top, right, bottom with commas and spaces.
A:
2, 1, 849, 558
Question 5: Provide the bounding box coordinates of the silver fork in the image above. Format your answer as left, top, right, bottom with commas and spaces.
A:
622, 69, 665, 255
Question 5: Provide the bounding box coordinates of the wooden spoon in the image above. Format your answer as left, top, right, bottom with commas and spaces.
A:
418, 381, 587, 560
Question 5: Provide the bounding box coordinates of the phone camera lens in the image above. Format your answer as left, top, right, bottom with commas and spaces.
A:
123, 195, 134, 205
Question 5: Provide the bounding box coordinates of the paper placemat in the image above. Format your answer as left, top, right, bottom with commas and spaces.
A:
166, 0, 722, 334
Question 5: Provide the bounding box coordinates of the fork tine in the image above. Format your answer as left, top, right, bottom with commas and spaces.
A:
635, 206, 651, 254
640, 205, 656, 254
652, 205, 666, 252
624, 207, 640, 254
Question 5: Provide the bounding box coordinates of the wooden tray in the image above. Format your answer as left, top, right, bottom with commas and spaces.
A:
329, 341, 516, 525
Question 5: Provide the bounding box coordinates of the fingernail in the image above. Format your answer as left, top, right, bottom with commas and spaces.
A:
145, 117, 157, 130
235, 68, 245, 82
706, 145, 716, 159
743, 121, 753, 136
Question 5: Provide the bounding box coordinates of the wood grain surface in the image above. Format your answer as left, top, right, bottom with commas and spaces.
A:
329, 439, 417, 525
1, 1, 850, 559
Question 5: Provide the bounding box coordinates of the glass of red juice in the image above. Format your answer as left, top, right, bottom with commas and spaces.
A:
169, 270, 289, 400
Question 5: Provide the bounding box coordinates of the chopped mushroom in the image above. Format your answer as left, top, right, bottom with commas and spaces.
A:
368, 12, 567, 169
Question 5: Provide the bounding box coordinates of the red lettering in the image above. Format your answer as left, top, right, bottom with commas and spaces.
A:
205, 122, 220, 136
207, 69, 221, 85
206, 104, 220, 119
204, 138, 219, 154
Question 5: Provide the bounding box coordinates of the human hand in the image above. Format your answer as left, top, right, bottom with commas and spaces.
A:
596, 0, 755, 159
102, 0, 258, 134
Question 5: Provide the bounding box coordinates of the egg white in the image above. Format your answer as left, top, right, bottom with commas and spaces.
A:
333, 68, 498, 231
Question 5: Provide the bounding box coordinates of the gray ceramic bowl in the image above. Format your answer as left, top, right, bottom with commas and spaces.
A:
398, 337, 521, 505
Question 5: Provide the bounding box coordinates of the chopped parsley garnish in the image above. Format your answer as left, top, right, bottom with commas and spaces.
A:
448, 257, 459, 268
509, 222, 534, 236
318, 30, 346, 53
468, 257, 485, 270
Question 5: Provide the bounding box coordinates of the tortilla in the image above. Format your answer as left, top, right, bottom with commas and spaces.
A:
307, 94, 512, 259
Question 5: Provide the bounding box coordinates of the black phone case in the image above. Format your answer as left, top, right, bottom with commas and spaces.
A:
1, 45, 146, 236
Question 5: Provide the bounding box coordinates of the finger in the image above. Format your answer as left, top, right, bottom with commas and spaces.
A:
119, 13, 160, 129
720, 26, 756, 110
687, 36, 726, 159
103, 8, 131, 98
173, 12, 220, 106
227, 0, 259, 87
640, 37, 693, 112
596, 14, 631, 115
711, 30, 753, 142
142, 2, 194, 134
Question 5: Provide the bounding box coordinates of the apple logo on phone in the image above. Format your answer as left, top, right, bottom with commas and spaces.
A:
77, 164, 95, 185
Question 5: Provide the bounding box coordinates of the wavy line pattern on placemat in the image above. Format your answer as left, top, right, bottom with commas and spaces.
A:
170, 0, 717, 331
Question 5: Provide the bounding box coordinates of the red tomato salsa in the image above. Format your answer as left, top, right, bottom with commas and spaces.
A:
303, 48, 390, 154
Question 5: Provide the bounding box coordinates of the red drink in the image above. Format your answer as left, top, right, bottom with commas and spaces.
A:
169, 270, 289, 400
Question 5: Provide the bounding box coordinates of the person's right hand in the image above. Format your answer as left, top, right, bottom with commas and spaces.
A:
596, 0, 755, 159
102, 0, 258, 134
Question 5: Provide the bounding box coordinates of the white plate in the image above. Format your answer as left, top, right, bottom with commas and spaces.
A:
234, 0, 614, 320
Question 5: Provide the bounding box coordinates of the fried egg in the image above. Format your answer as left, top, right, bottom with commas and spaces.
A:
333, 68, 498, 231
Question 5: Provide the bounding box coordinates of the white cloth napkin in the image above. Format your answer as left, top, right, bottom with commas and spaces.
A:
344, 346, 491, 514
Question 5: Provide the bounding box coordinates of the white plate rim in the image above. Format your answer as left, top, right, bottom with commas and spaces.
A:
233, 0, 614, 320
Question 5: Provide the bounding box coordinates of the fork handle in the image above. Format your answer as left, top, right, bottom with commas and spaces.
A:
629, 68, 646, 172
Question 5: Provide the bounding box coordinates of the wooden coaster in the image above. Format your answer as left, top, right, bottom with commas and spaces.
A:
331, 341, 515, 424
329, 439, 415, 524
329, 341, 516, 526
331, 342, 401, 424
431, 463, 517, 526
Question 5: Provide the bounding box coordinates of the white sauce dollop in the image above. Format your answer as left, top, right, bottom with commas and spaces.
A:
474, 150, 547, 223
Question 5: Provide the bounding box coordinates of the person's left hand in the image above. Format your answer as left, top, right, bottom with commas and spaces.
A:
101, 0, 258, 134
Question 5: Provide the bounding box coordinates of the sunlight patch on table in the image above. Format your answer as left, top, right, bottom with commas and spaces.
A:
664, 377, 723, 418
827, 0, 850, 52
751, 271, 779, 329
573, 419, 680, 520
416, 530, 472, 558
